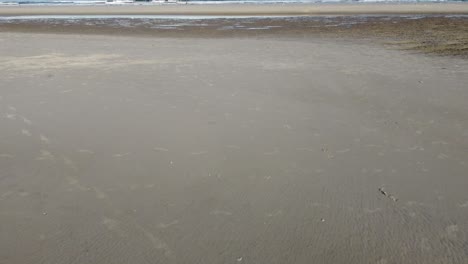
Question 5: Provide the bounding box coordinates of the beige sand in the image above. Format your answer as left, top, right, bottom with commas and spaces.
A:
0, 3, 468, 16
1, 31, 468, 263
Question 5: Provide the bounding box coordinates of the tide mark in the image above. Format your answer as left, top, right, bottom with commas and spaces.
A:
77, 149, 94, 154
19, 116, 32, 125
113, 152, 131, 158
154, 147, 169, 152
210, 210, 233, 216
336, 148, 351, 154
40, 134, 50, 144
36, 150, 54, 161
158, 220, 179, 229
21, 129, 32, 137
190, 151, 208, 156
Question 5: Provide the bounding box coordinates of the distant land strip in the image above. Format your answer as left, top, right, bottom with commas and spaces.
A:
1, 3, 468, 16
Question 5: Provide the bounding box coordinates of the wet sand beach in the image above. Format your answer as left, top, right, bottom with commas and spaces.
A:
1, 7, 468, 264
2, 15, 468, 56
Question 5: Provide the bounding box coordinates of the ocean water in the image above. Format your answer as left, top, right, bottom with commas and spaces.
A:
0, 0, 466, 6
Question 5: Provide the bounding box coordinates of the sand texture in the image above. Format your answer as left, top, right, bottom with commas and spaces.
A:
1, 24, 468, 263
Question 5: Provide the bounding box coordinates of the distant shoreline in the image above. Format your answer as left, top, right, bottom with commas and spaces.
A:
1, 3, 468, 16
